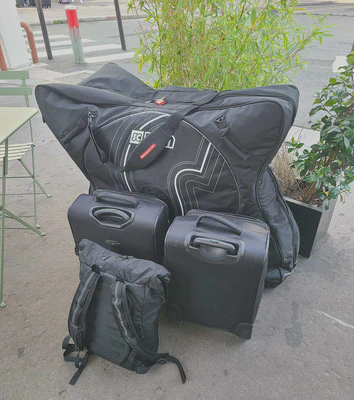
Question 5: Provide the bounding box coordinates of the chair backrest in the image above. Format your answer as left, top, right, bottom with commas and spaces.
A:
0, 71, 32, 98
0, 71, 34, 138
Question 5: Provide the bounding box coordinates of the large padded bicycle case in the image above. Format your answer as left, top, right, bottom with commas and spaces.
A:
35, 63, 299, 286
62, 240, 186, 385
68, 189, 169, 263
164, 210, 270, 339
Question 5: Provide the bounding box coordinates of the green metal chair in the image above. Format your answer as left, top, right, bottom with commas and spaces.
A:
0, 70, 51, 235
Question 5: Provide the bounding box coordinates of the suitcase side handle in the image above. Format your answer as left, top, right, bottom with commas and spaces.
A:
196, 215, 243, 235
95, 190, 139, 208
91, 208, 133, 229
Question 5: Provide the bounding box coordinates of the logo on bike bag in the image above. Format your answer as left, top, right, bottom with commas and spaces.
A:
130, 130, 175, 149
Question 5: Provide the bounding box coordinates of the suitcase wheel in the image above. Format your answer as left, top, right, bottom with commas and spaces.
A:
136, 365, 150, 375
165, 304, 183, 324
234, 323, 253, 340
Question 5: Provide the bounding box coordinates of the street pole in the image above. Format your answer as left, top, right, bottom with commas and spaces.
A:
35, 0, 52, 60
65, 6, 85, 64
113, 0, 127, 51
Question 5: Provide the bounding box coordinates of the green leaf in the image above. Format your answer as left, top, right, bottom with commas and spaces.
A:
309, 106, 323, 116
344, 136, 350, 149
251, 8, 257, 26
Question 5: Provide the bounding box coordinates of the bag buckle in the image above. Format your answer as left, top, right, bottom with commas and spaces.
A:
155, 98, 166, 106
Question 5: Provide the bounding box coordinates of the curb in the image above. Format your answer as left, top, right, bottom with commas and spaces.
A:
297, 1, 334, 5
26, 14, 146, 26
297, 1, 354, 4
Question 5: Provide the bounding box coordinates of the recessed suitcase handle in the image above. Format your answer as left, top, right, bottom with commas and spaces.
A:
95, 190, 139, 208
196, 215, 243, 236
191, 237, 237, 255
92, 208, 133, 229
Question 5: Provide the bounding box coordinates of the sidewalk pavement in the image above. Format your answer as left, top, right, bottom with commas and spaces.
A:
16, 0, 354, 26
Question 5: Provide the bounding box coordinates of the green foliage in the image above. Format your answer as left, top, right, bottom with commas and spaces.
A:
128, 0, 330, 90
286, 53, 354, 209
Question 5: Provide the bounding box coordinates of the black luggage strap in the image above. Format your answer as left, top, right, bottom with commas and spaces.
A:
111, 280, 186, 384
62, 335, 90, 385
62, 266, 101, 385
67, 267, 100, 351
88, 91, 219, 174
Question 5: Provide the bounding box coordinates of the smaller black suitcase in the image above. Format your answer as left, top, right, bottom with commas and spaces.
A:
68, 189, 169, 263
164, 210, 270, 339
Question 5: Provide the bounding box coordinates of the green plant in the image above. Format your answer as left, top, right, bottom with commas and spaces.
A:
287, 52, 354, 209
128, 0, 330, 90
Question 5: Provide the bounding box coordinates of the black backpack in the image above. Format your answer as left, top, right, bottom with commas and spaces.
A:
62, 240, 186, 384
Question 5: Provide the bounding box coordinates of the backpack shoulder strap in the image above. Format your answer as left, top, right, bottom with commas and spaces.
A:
111, 280, 186, 384
68, 266, 101, 350
62, 265, 101, 385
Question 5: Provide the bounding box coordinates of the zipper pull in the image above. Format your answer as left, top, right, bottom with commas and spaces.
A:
88, 110, 96, 125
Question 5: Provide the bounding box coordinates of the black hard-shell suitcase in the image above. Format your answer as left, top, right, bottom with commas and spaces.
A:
164, 210, 270, 339
68, 189, 169, 263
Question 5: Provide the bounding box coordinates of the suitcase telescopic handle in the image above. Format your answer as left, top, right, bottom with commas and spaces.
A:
95, 190, 139, 208
196, 215, 243, 235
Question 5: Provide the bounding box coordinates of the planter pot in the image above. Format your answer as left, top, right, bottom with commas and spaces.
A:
285, 197, 337, 258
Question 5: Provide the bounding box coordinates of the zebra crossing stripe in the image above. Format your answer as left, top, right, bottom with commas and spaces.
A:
37, 43, 122, 58
33, 39, 95, 49
85, 52, 135, 64
23, 34, 69, 41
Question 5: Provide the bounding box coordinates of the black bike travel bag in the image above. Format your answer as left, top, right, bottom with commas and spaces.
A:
36, 63, 299, 286
68, 189, 169, 263
164, 210, 270, 340
62, 240, 186, 385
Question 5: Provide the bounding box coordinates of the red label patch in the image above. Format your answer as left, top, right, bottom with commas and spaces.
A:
140, 143, 157, 160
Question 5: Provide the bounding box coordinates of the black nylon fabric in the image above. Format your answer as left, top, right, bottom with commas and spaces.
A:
35, 63, 300, 285
78, 240, 170, 352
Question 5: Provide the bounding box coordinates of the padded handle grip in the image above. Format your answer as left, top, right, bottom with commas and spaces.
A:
92, 207, 133, 229
196, 214, 243, 236
95, 190, 139, 208
191, 237, 237, 255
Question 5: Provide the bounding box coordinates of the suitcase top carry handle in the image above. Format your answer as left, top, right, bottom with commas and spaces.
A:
95, 190, 139, 208
191, 237, 237, 255
196, 214, 243, 235
92, 208, 133, 229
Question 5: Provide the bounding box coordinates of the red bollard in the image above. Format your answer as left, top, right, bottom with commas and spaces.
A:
21, 22, 39, 64
65, 6, 85, 64
0, 44, 7, 71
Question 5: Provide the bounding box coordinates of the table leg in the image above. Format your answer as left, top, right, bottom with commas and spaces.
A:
0, 139, 8, 308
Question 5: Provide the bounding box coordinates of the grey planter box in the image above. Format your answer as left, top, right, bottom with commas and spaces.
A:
285, 197, 337, 258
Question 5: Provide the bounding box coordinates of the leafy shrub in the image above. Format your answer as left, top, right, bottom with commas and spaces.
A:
128, 0, 330, 90
287, 53, 354, 208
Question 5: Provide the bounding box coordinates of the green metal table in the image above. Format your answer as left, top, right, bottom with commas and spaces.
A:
0, 106, 38, 307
